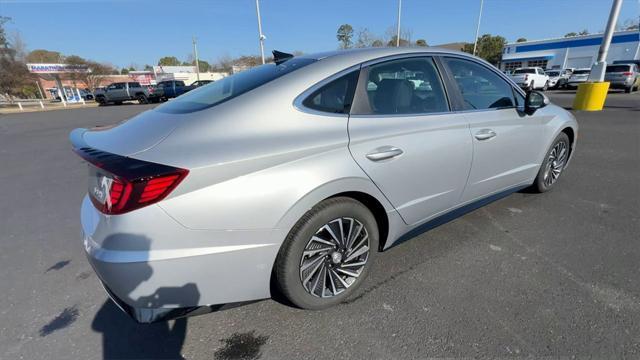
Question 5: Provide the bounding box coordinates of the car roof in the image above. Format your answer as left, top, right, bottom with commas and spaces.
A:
297, 46, 471, 64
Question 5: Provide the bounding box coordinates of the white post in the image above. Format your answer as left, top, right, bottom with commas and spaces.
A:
255, 0, 266, 64
588, 0, 624, 82
473, 0, 484, 56
396, 0, 402, 47
76, 87, 85, 105
18, 102, 23, 111
39, 100, 45, 109
60, 90, 67, 107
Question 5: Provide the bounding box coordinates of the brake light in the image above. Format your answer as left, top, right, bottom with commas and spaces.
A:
622, 72, 633, 76
524, 75, 529, 81
75, 147, 188, 215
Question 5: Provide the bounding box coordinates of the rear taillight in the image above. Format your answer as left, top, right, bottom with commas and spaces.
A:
75, 147, 188, 215
622, 72, 633, 76
524, 75, 529, 81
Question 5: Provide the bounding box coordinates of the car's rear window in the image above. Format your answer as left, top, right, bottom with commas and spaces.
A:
155, 58, 317, 114
573, 70, 590, 75
606, 65, 631, 73
546, 71, 560, 76
513, 68, 536, 74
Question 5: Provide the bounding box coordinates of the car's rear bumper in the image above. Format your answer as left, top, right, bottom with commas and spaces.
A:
606, 79, 635, 88
80, 195, 283, 323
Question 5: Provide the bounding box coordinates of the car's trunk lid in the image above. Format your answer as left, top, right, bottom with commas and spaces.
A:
70, 109, 180, 156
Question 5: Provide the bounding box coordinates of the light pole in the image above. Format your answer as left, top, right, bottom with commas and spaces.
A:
396, 0, 402, 47
588, 0, 623, 82
472, 0, 484, 56
192, 36, 200, 82
255, 0, 266, 64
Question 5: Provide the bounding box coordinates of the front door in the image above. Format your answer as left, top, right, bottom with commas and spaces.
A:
440, 56, 543, 202
348, 56, 473, 226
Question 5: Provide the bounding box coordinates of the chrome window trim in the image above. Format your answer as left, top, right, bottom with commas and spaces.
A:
293, 64, 361, 117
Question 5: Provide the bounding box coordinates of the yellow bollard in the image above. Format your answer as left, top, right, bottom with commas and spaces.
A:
573, 82, 610, 111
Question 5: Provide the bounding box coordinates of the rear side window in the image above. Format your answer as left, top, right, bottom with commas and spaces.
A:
156, 58, 317, 114
128, 82, 140, 88
303, 71, 358, 114
443, 57, 515, 110
513, 68, 535, 74
606, 65, 631, 73
355, 57, 448, 115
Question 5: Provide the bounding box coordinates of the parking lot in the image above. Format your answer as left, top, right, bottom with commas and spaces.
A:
0, 91, 639, 359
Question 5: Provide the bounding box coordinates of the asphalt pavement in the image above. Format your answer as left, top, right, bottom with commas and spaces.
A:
0, 93, 639, 359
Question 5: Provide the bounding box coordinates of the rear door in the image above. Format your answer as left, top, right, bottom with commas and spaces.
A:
348, 56, 472, 226
106, 83, 126, 101
440, 56, 543, 202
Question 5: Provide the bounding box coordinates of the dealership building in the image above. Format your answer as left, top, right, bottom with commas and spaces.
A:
501, 29, 640, 71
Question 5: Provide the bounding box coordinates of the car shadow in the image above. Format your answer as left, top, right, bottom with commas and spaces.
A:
91, 234, 199, 359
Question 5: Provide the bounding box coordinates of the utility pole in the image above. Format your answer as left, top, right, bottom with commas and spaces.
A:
192, 36, 200, 82
396, 0, 402, 47
588, 0, 623, 81
473, 0, 484, 56
255, 0, 266, 64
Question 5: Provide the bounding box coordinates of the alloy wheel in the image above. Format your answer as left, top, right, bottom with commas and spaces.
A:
299, 217, 370, 298
543, 140, 568, 187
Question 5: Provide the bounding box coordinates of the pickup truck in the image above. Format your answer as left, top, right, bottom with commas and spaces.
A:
156, 80, 196, 99
95, 82, 161, 105
508, 67, 550, 91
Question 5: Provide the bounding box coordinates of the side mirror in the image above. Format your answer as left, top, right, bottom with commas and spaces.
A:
524, 90, 549, 115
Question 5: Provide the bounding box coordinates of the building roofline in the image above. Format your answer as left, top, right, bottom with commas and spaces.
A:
505, 29, 639, 46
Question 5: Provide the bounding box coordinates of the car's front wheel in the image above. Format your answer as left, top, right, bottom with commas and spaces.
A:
532, 132, 570, 193
274, 197, 378, 309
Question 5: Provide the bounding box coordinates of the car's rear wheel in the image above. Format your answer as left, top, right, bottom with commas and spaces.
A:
137, 94, 148, 104
532, 132, 570, 193
625, 86, 632, 93
542, 81, 549, 91
274, 197, 378, 309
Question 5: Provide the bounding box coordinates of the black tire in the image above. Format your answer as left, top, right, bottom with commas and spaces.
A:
529, 81, 535, 92
531, 132, 570, 193
542, 81, 549, 91
96, 97, 107, 106
625, 86, 632, 94
137, 94, 148, 104
274, 197, 378, 310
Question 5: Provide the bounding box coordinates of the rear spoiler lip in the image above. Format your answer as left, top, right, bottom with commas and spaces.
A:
70, 128, 89, 150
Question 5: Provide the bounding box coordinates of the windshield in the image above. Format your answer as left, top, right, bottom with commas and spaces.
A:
573, 70, 590, 75
513, 69, 535, 74
155, 58, 317, 113
606, 65, 631, 73
546, 71, 560, 76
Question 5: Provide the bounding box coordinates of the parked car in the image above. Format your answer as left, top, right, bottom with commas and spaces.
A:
95, 82, 161, 105
509, 67, 550, 91
605, 63, 640, 93
190, 80, 214, 87
613, 59, 640, 68
156, 80, 195, 99
71, 48, 577, 323
545, 69, 571, 89
567, 68, 591, 89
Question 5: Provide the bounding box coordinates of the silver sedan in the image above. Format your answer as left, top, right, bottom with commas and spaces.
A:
71, 47, 578, 323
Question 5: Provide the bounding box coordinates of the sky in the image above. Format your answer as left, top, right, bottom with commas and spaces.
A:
1, 0, 638, 68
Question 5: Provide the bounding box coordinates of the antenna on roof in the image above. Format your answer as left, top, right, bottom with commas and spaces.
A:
272, 50, 294, 65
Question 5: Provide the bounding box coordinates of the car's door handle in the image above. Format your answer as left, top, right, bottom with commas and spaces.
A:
474, 129, 497, 141
366, 146, 404, 161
